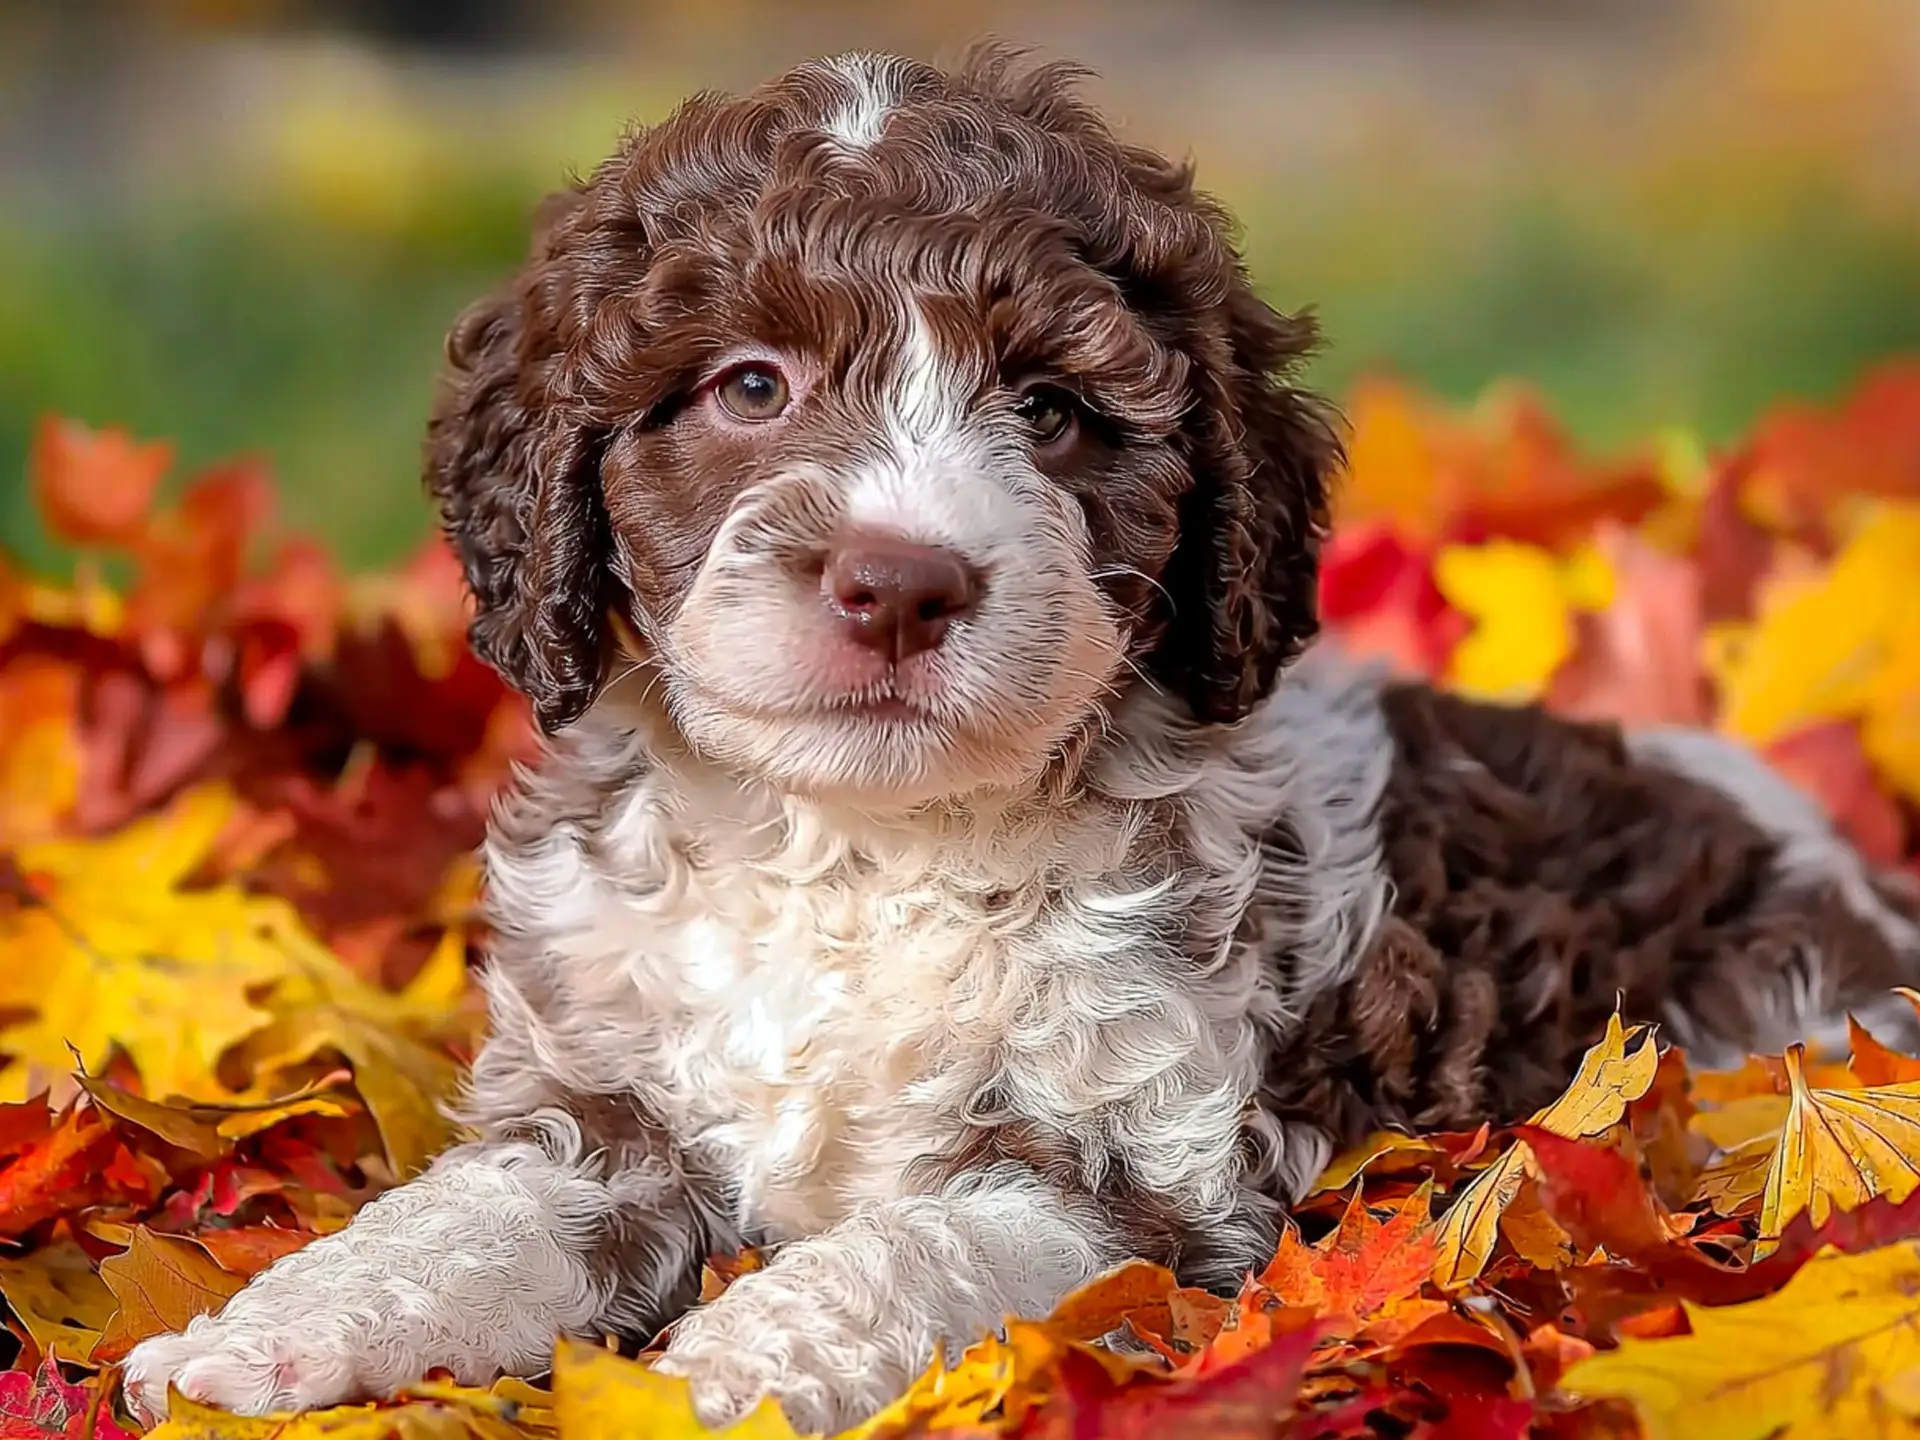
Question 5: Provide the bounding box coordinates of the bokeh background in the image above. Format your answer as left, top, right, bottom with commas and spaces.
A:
4, 0, 1918, 573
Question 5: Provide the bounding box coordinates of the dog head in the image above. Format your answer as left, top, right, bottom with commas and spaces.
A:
427, 47, 1338, 807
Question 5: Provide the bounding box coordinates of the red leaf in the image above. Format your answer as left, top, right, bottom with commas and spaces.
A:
1511, 1126, 1669, 1261
1019, 1321, 1320, 1440
0, 1356, 133, 1440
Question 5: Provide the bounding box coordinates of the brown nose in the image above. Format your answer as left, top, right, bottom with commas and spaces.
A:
822, 534, 978, 661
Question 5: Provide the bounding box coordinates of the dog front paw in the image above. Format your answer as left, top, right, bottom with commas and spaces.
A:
654, 1315, 834, 1435
122, 1316, 366, 1424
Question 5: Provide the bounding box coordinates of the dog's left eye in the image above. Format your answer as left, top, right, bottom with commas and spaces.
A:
1013, 385, 1079, 447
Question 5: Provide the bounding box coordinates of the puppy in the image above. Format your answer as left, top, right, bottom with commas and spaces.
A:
124, 47, 1920, 1434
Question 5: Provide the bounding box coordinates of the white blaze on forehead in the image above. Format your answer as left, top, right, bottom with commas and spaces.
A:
821, 53, 897, 150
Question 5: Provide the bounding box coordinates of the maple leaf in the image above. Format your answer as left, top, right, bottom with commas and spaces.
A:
0, 1355, 133, 1440
0, 787, 324, 1101
1851, 992, 1920, 1087
0, 1103, 159, 1240
1259, 1184, 1445, 1347
142, 1386, 534, 1440
1434, 1013, 1659, 1287
1758, 1042, 1920, 1249
92, 1229, 247, 1364
1708, 502, 1920, 769
0, 658, 84, 846
1561, 1240, 1920, 1440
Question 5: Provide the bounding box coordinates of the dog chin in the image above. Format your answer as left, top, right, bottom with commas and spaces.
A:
674, 698, 1062, 809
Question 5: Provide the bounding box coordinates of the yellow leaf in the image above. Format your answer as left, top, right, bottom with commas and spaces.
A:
1435, 540, 1617, 703
1691, 1138, 1777, 1216
1863, 628, 1920, 805
1534, 1014, 1662, 1139
833, 1337, 1017, 1440
1436, 542, 1579, 701
0, 786, 342, 1101
146, 1389, 522, 1440
1562, 1240, 1920, 1440
1711, 503, 1920, 746
552, 1337, 805, 1440
1758, 1043, 1920, 1251
0, 1240, 116, 1359
1688, 1094, 1791, 1153
1499, 1183, 1576, 1271
1434, 1014, 1657, 1287
239, 999, 464, 1179
93, 1228, 246, 1364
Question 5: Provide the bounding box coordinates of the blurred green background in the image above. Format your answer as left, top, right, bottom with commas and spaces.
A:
4, 0, 1919, 573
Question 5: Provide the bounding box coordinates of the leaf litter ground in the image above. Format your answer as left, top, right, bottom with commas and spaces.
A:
9, 370, 1920, 1438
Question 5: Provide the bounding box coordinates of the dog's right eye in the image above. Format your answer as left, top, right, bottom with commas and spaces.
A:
714, 364, 791, 422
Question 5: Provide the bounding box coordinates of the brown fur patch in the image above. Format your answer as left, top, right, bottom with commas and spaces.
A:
1258, 683, 1913, 1148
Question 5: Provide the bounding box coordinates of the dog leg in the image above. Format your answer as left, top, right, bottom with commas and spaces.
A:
122, 1109, 707, 1422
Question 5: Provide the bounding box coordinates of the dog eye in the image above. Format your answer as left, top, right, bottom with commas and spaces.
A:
1013, 385, 1079, 447
714, 364, 791, 422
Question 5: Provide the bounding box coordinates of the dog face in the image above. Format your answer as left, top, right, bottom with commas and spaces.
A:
427, 49, 1338, 806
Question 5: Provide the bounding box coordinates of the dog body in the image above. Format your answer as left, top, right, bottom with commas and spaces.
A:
123, 49, 1920, 1434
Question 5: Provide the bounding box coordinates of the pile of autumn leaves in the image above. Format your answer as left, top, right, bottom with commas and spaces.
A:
4, 365, 1920, 1440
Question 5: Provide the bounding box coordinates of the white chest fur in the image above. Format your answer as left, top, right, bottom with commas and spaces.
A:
483, 745, 1251, 1240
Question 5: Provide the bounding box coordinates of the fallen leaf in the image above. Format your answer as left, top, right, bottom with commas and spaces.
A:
1260, 1184, 1445, 1346
0, 1242, 116, 1361
0, 787, 345, 1102
29, 417, 171, 548
92, 1228, 246, 1364
0, 1354, 134, 1440
1851, 994, 1920, 1086
1758, 1042, 1920, 1249
550, 1336, 803, 1440
1435, 539, 1615, 702
1561, 1240, 1920, 1440
1434, 1014, 1659, 1287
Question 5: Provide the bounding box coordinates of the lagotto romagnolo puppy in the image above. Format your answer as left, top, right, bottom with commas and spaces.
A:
124, 47, 1920, 1434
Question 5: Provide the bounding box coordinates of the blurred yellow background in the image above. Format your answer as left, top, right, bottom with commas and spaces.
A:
4, 0, 1918, 571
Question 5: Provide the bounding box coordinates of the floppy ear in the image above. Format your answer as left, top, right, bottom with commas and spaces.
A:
1154, 282, 1342, 724
424, 196, 616, 733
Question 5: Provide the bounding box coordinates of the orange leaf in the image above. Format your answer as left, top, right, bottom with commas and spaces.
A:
29, 417, 171, 547
91, 1228, 246, 1364
1259, 1183, 1444, 1347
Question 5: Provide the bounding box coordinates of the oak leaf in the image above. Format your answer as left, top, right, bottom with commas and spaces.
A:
1561, 1240, 1920, 1440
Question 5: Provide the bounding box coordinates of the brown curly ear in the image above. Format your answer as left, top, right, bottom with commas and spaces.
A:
1155, 283, 1342, 724
424, 199, 615, 734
